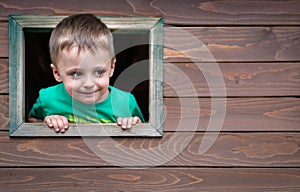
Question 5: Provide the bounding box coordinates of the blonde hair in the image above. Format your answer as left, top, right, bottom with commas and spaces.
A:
49, 14, 115, 66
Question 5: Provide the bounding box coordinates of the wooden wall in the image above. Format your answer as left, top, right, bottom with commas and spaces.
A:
1, 0, 300, 191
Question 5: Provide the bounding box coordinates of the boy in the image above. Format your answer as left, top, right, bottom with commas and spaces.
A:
29, 14, 145, 133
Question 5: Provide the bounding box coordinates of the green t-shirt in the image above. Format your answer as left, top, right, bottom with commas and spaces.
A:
29, 83, 145, 123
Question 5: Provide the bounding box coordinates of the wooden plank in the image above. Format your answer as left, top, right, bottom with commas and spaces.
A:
164, 62, 300, 97
0, 22, 7, 58
0, 0, 299, 25
0, 59, 8, 93
164, 97, 300, 131
164, 27, 300, 62
11, 123, 162, 137
0, 168, 299, 191
1, 96, 300, 131
3, 61, 300, 96
2, 26, 300, 61
0, 132, 299, 167
0, 95, 8, 129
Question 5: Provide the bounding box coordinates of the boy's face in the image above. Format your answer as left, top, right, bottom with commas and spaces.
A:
51, 45, 115, 104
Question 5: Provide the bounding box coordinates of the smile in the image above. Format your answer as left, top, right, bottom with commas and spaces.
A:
79, 90, 99, 96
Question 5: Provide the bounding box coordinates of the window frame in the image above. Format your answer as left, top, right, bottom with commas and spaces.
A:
9, 15, 163, 137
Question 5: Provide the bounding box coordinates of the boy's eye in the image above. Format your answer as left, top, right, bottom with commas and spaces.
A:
95, 70, 104, 76
72, 71, 82, 78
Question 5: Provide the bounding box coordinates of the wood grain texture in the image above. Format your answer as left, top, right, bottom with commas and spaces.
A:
0, 59, 8, 93
163, 97, 300, 131
164, 27, 300, 62
1, 1, 300, 191
0, 168, 299, 192
2, 25, 300, 61
0, 132, 299, 167
0, 0, 299, 25
0, 95, 8, 129
0, 22, 7, 58
1, 96, 299, 131
2, 60, 300, 96
164, 62, 300, 97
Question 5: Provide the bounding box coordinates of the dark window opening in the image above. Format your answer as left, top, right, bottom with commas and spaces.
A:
24, 29, 149, 122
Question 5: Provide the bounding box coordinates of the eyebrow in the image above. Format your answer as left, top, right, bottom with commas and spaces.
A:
65, 67, 80, 71
64, 67, 82, 74
94, 66, 106, 70
64, 65, 106, 73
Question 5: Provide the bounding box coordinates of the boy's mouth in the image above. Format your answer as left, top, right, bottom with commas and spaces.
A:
79, 90, 99, 96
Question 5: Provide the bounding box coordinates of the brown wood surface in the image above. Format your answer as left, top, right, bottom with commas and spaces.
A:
1, 1, 300, 190
2, 26, 300, 61
163, 97, 300, 131
0, 132, 299, 167
0, 95, 8, 129
164, 62, 300, 97
164, 27, 300, 62
2, 59, 300, 96
0, 59, 8, 93
0, 22, 7, 58
0, 0, 300, 25
1, 96, 299, 131
0, 168, 299, 192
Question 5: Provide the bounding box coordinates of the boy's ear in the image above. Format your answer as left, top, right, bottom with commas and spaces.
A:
50, 64, 62, 82
109, 59, 116, 78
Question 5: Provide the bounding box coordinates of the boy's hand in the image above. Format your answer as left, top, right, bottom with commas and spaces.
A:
44, 115, 69, 133
117, 116, 141, 129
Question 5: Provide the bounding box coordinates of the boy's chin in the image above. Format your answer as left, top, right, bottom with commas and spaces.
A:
82, 100, 96, 104
72, 96, 97, 104
73, 90, 109, 104
76, 95, 106, 104
79, 98, 98, 104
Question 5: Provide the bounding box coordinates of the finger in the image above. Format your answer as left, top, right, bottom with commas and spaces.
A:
117, 118, 122, 126
56, 116, 66, 133
62, 116, 69, 130
50, 117, 60, 133
132, 116, 140, 125
44, 116, 53, 128
57, 116, 69, 133
126, 117, 133, 129
121, 118, 128, 129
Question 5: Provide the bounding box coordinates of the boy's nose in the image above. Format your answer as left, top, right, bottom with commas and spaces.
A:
82, 76, 95, 88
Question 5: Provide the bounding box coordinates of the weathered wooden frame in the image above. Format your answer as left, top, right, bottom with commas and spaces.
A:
9, 15, 163, 137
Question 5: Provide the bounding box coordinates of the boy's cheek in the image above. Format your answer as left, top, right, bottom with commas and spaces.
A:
97, 77, 110, 88
64, 82, 78, 94
65, 79, 80, 89
64, 87, 74, 97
